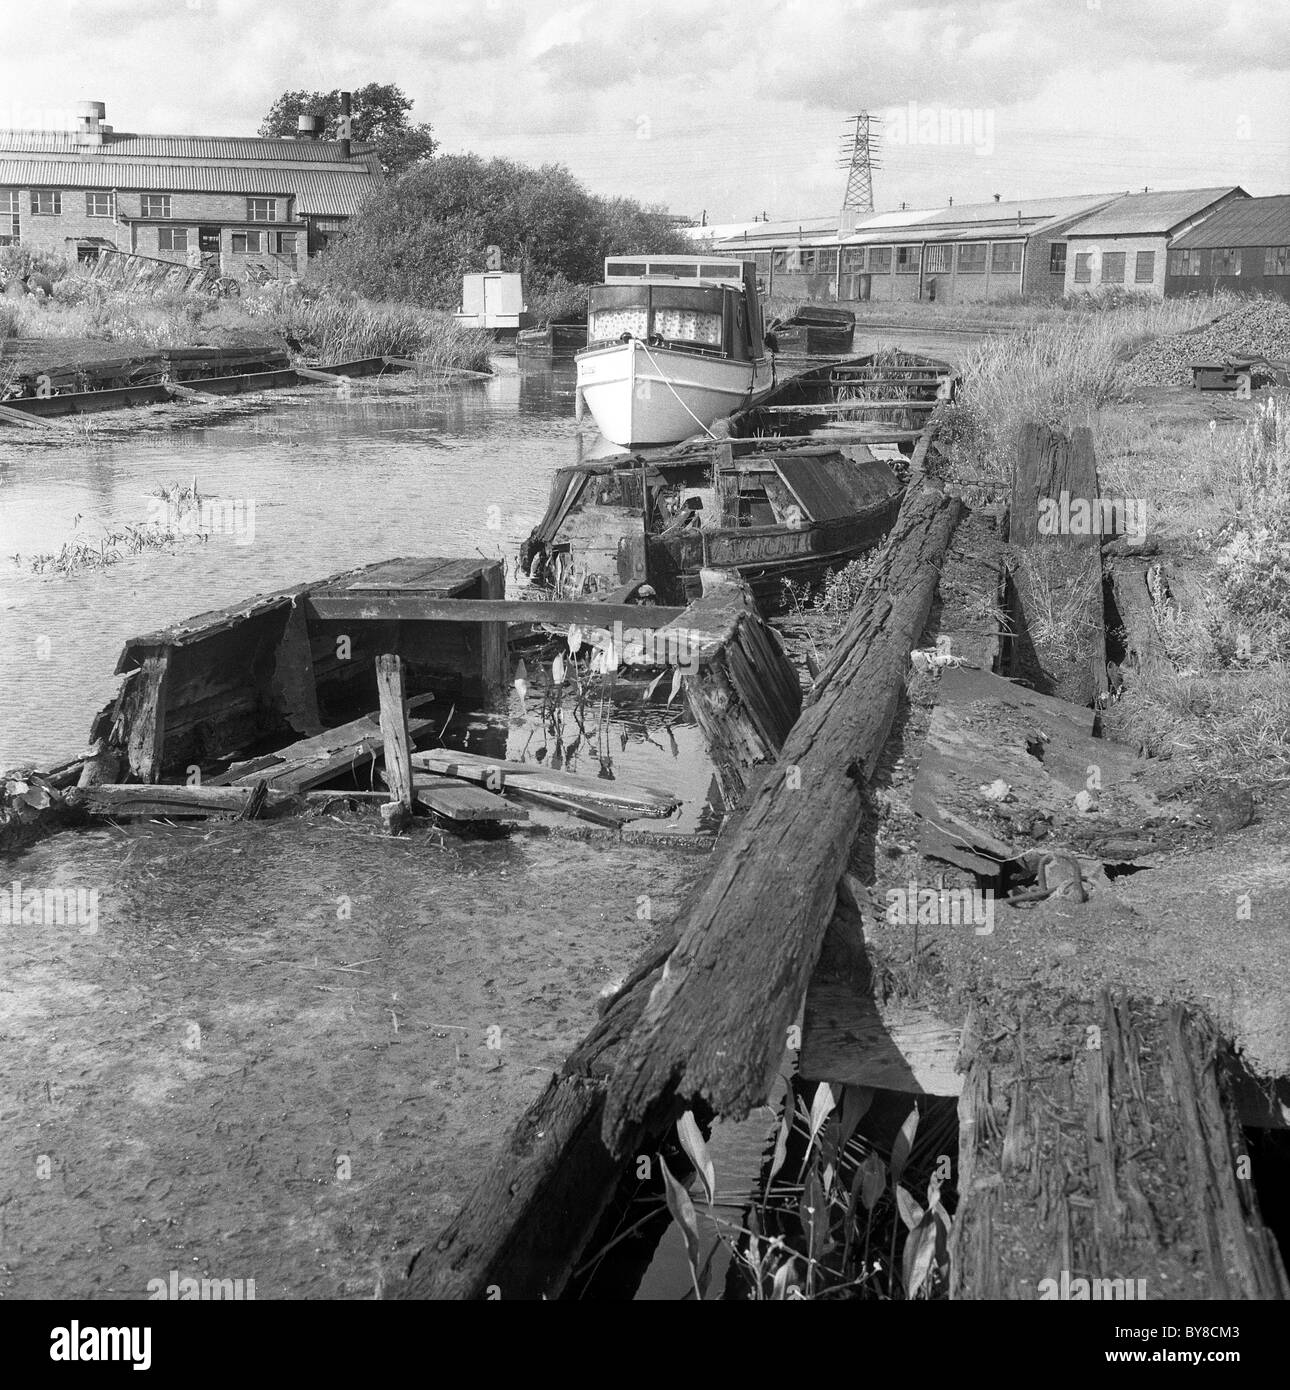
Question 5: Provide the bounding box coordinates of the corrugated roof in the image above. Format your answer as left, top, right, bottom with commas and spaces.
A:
1170, 195, 1290, 249
1065, 187, 1244, 236
0, 130, 376, 163
0, 159, 376, 216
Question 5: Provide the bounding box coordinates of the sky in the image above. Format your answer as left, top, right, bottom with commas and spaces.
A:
2, 0, 1288, 222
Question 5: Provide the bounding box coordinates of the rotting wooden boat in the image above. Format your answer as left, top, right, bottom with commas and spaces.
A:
522, 349, 956, 606
517, 320, 588, 356
575, 255, 775, 447
767, 305, 856, 357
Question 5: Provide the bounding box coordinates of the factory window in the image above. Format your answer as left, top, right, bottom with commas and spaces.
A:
1100, 252, 1126, 284
1265, 246, 1290, 276
814, 248, 838, 275
30, 190, 61, 215
1134, 250, 1155, 283
0, 190, 18, 243
841, 247, 866, 273
1049, 243, 1067, 274
772, 248, 787, 271
1074, 253, 1092, 283
232, 231, 266, 254
991, 242, 1023, 275
1168, 249, 1202, 277
86, 191, 112, 217
1211, 248, 1242, 276
273, 231, 298, 268
896, 245, 921, 273
753, 251, 771, 274
799, 249, 817, 274
157, 227, 187, 251
925, 244, 952, 274
140, 194, 171, 218
869, 247, 892, 273
247, 198, 278, 223
957, 243, 986, 273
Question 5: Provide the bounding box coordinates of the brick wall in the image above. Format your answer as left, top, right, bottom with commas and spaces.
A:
1065, 234, 1169, 296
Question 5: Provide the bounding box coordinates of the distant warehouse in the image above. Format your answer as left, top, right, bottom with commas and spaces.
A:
1164, 195, 1290, 302
690, 194, 1126, 304
1060, 187, 1248, 297
0, 100, 380, 279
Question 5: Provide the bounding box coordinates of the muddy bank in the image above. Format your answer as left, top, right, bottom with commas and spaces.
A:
0, 815, 703, 1299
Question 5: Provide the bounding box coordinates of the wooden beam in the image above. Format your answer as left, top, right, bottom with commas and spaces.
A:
116, 655, 169, 783
376, 654, 415, 835
303, 594, 687, 628
404, 772, 528, 823
756, 400, 938, 415
411, 748, 679, 817
64, 783, 390, 818
600, 481, 963, 1147
477, 562, 508, 701
0, 401, 62, 430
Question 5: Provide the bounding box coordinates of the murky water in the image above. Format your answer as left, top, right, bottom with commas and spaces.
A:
0, 358, 584, 769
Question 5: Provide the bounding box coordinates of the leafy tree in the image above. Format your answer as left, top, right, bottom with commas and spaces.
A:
258, 83, 437, 176
316, 153, 691, 309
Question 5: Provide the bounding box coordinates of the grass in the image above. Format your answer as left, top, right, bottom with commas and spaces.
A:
2, 268, 493, 373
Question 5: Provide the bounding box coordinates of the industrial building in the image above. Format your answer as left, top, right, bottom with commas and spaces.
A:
1163, 194, 1290, 302
691, 195, 1125, 304
1060, 187, 1248, 297
0, 100, 380, 279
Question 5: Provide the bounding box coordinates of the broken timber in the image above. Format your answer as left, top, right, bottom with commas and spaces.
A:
951, 991, 1290, 1300
397, 482, 963, 1301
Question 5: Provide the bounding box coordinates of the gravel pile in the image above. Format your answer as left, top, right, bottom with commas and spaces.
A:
1120, 299, 1290, 390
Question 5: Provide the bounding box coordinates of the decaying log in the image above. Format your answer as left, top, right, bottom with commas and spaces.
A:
599, 481, 963, 1147
1105, 557, 1170, 676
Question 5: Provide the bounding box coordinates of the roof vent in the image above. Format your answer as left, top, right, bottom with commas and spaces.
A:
76, 100, 107, 145
297, 114, 323, 139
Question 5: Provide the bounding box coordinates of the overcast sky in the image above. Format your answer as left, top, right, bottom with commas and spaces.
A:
3, 0, 1287, 220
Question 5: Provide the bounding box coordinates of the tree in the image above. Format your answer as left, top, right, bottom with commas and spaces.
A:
315, 153, 692, 309
258, 83, 437, 176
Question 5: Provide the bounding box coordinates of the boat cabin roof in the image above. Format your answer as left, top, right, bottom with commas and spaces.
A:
604, 254, 749, 288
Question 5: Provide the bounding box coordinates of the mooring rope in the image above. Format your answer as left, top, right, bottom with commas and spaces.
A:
637, 339, 719, 440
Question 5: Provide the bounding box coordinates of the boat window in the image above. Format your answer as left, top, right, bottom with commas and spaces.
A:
591, 306, 649, 341
606, 260, 649, 277
651, 307, 723, 347
653, 262, 698, 278
701, 263, 739, 279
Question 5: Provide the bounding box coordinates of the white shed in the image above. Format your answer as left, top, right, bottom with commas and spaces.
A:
454, 273, 532, 333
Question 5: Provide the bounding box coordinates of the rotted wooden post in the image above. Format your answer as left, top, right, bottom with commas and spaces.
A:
376, 654, 414, 835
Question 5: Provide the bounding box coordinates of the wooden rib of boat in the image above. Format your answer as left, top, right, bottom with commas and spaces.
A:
768, 305, 856, 357
521, 349, 956, 606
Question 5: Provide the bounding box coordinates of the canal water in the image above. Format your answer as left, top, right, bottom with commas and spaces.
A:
0, 358, 590, 771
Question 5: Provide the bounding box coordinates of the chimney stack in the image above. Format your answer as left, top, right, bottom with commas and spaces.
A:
339, 90, 352, 159
297, 114, 322, 140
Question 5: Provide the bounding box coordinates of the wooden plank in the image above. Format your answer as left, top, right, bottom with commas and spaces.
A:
65, 783, 391, 818
411, 748, 679, 816
756, 400, 938, 414
0, 401, 62, 430
270, 599, 323, 736
303, 594, 687, 628
376, 654, 415, 834
478, 562, 508, 700
403, 772, 528, 823
384, 356, 492, 379
800, 978, 964, 1095
502, 784, 628, 827
600, 482, 963, 1146
209, 711, 433, 792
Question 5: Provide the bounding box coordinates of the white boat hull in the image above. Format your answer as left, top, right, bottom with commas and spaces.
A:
576, 340, 774, 447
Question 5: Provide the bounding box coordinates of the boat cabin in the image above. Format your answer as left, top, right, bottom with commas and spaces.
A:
587, 255, 766, 363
